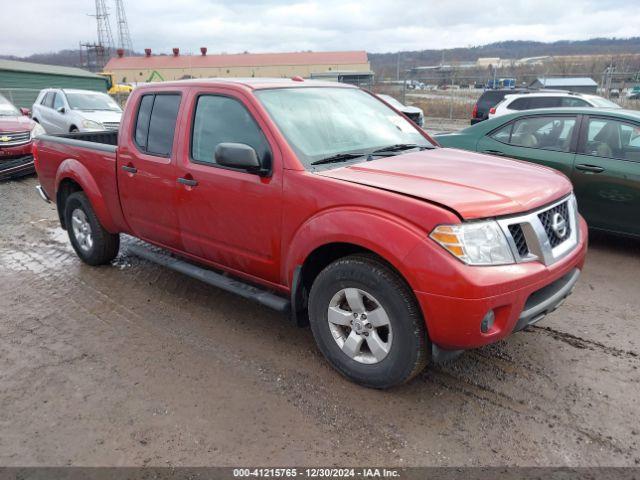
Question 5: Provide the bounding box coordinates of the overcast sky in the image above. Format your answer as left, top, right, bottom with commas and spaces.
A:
4, 0, 639, 57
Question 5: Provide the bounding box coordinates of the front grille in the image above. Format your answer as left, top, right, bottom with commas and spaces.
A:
538, 201, 571, 248
102, 122, 120, 131
508, 224, 529, 257
0, 131, 31, 147
498, 195, 578, 266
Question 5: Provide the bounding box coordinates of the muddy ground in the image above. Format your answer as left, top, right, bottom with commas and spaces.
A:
0, 175, 638, 467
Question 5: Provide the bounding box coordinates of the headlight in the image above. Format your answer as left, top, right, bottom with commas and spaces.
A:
30, 123, 45, 139
430, 220, 515, 265
81, 119, 104, 130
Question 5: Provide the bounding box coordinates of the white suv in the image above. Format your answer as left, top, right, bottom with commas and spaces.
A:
488, 92, 620, 119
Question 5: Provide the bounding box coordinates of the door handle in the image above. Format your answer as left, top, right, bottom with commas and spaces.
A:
121, 165, 137, 174
575, 164, 605, 174
177, 177, 198, 187
483, 150, 506, 157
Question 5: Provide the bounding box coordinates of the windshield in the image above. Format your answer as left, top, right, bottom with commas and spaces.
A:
255, 87, 433, 169
589, 97, 621, 108
66, 92, 122, 112
0, 95, 20, 116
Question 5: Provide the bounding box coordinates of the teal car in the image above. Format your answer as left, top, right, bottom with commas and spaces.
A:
436, 108, 640, 238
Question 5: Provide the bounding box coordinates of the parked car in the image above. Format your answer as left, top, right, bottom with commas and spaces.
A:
627, 86, 640, 100
436, 107, 640, 238
488, 91, 620, 119
470, 88, 529, 125
34, 78, 587, 388
376, 94, 424, 127
0, 93, 45, 180
31, 88, 122, 134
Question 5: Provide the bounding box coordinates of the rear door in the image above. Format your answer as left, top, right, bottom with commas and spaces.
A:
38, 92, 56, 132
477, 114, 579, 177
571, 115, 640, 236
117, 92, 183, 247
50, 92, 68, 133
173, 87, 284, 284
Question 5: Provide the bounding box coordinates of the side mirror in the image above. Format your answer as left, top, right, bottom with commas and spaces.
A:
20, 107, 31, 117
56, 106, 66, 114
215, 142, 267, 175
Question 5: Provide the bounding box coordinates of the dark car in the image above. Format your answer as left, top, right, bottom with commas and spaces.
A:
471, 89, 519, 125
436, 107, 640, 238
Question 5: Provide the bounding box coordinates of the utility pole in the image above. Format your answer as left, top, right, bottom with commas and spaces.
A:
114, 0, 133, 53
84, 0, 115, 71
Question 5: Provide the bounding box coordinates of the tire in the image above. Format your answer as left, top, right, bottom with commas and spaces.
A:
308, 254, 428, 388
64, 191, 119, 266
70, 127, 79, 133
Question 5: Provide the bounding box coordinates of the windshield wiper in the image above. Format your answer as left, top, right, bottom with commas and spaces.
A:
371, 143, 430, 154
310, 152, 367, 166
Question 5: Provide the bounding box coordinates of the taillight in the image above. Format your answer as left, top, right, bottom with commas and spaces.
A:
472, 104, 478, 118
489, 107, 496, 115
32, 142, 39, 170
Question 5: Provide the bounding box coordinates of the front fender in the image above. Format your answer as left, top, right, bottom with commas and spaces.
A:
284, 206, 427, 290
55, 158, 119, 233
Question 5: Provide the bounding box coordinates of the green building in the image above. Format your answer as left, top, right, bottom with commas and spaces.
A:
0, 59, 109, 108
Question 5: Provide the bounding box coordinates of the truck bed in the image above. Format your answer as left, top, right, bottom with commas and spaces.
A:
38, 130, 118, 151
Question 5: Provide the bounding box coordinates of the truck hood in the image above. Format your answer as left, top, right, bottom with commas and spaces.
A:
0, 115, 35, 133
317, 148, 572, 219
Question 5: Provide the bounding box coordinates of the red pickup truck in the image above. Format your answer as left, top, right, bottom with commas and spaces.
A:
34, 78, 587, 388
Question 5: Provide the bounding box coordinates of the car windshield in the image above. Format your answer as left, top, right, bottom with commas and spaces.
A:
0, 95, 20, 116
255, 87, 433, 169
66, 92, 122, 112
588, 97, 621, 108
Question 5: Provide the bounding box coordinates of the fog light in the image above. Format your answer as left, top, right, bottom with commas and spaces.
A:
481, 310, 495, 333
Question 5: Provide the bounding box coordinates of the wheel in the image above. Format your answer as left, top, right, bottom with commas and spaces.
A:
308, 254, 428, 388
70, 127, 79, 133
64, 191, 119, 265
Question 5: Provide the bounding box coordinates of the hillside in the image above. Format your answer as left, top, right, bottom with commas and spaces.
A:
370, 37, 640, 76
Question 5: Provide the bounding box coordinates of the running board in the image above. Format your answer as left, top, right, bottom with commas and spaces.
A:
128, 244, 291, 313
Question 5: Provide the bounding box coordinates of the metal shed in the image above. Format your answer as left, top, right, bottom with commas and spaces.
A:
0, 59, 109, 108
529, 77, 598, 94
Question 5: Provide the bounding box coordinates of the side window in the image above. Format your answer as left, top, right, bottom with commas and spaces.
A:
509, 116, 576, 151
561, 97, 589, 107
490, 123, 513, 143
133, 93, 181, 156
583, 118, 640, 162
529, 97, 561, 109
53, 93, 65, 110
191, 95, 270, 167
508, 98, 529, 110
43, 92, 54, 108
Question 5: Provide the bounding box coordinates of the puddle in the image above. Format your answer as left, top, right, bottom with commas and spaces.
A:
46, 227, 69, 245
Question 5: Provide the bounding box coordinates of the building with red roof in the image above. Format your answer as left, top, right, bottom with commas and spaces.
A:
104, 49, 372, 86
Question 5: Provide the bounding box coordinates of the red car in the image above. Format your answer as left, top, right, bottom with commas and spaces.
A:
33, 79, 588, 388
0, 94, 45, 180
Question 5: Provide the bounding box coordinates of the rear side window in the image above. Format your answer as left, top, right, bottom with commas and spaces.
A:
191, 95, 270, 166
42, 92, 54, 108
133, 93, 181, 157
508, 98, 529, 110
528, 97, 562, 109
492, 116, 577, 152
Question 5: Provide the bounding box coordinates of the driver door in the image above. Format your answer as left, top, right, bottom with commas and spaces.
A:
173, 88, 284, 285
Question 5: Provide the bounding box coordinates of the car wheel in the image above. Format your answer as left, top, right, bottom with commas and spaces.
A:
64, 192, 119, 265
308, 254, 428, 388
70, 126, 79, 133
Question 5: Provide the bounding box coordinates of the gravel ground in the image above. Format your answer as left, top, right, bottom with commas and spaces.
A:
0, 175, 639, 467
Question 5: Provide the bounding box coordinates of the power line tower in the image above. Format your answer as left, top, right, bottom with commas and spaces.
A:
114, 0, 133, 54
88, 0, 115, 70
